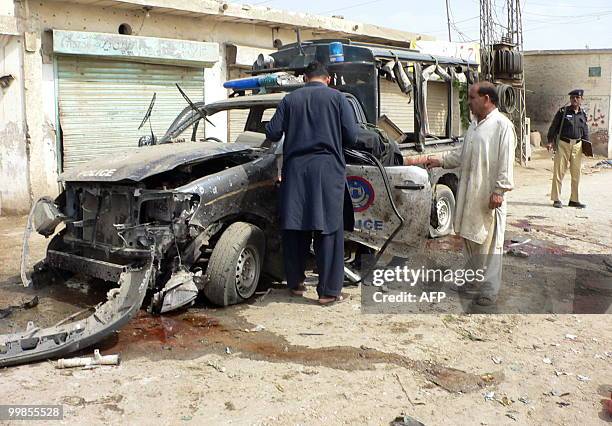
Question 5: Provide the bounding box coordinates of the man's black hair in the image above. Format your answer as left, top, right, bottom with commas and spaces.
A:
305, 61, 329, 79
476, 82, 499, 106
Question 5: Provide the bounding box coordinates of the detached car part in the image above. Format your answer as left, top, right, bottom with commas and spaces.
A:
1, 262, 152, 367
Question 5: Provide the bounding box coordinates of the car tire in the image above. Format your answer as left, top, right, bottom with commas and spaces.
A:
203, 222, 265, 307
429, 184, 455, 238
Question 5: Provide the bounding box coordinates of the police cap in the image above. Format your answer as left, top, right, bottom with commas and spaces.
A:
568, 89, 584, 97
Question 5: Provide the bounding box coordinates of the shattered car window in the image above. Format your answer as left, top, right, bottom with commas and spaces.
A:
161, 108, 211, 143
160, 103, 281, 144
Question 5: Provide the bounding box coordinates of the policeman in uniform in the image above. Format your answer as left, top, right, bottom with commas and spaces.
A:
266, 61, 358, 305
547, 89, 591, 209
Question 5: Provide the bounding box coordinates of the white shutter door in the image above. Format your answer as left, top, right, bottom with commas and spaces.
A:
380, 79, 460, 138
57, 56, 204, 171
379, 79, 414, 132
426, 81, 450, 137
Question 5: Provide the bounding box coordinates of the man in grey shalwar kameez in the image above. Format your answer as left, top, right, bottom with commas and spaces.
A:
423, 82, 515, 306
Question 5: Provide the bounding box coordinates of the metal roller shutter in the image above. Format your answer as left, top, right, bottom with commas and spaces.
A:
380, 79, 461, 137
379, 79, 414, 132
427, 81, 448, 136
57, 56, 204, 171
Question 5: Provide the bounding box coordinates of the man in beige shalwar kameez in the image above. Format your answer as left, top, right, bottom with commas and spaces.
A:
423, 82, 516, 306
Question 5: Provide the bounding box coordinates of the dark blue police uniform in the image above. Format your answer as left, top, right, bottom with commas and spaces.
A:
265, 82, 358, 298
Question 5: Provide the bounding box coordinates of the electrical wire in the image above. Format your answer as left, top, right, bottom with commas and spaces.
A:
251, 0, 277, 5
524, 11, 612, 32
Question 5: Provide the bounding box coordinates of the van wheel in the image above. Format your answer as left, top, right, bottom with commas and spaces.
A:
203, 222, 265, 306
429, 184, 455, 238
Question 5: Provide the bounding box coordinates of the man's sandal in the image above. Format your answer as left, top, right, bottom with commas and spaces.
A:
475, 295, 497, 306
289, 284, 307, 297
318, 292, 350, 306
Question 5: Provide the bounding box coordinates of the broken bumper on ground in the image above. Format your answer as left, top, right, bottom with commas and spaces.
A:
0, 262, 153, 367
2, 192, 198, 367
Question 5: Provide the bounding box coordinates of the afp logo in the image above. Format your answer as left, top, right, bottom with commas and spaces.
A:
347, 176, 375, 212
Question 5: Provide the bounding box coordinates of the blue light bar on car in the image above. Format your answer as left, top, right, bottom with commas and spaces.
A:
223, 74, 279, 90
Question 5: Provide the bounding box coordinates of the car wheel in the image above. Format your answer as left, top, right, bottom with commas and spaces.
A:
203, 222, 265, 306
429, 184, 455, 238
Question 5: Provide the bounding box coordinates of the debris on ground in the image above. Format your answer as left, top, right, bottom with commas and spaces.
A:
390, 414, 426, 426
505, 411, 519, 421
254, 289, 272, 302
564, 334, 577, 340
0, 295, 39, 319
247, 324, 265, 332
509, 238, 531, 247
547, 390, 570, 397
577, 375, 591, 382
593, 159, 612, 169
491, 356, 502, 364
56, 349, 120, 369
394, 373, 426, 406
424, 366, 503, 393
506, 248, 529, 258
484, 391, 495, 401
542, 357, 552, 364
206, 361, 226, 373
518, 396, 531, 404
496, 396, 513, 406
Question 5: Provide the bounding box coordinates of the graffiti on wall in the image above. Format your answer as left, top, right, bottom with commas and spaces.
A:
586, 102, 607, 129
527, 94, 609, 129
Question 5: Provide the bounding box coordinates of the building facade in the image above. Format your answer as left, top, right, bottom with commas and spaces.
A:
524, 49, 612, 157
0, 0, 472, 214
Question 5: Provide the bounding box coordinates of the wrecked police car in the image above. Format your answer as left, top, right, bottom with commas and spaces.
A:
2, 90, 431, 366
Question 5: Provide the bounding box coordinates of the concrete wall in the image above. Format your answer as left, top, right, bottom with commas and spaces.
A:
524, 50, 612, 157
0, 34, 30, 214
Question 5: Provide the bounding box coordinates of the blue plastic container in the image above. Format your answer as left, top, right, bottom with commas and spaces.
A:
329, 42, 344, 63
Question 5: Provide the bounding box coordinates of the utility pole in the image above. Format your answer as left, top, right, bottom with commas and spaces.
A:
445, 0, 452, 41
479, 0, 527, 165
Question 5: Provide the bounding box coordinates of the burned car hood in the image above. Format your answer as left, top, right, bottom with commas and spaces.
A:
59, 142, 253, 183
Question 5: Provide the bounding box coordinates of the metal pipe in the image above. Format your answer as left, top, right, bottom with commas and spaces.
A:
56, 349, 120, 369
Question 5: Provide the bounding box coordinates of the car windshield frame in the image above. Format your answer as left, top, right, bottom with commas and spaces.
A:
160, 98, 285, 144
159, 93, 364, 144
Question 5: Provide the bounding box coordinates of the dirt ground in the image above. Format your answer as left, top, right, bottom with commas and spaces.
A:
0, 148, 611, 425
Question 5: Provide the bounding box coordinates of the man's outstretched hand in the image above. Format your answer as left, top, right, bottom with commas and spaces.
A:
425, 156, 442, 169
489, 192, 504, 209
403, 155, 441, 169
